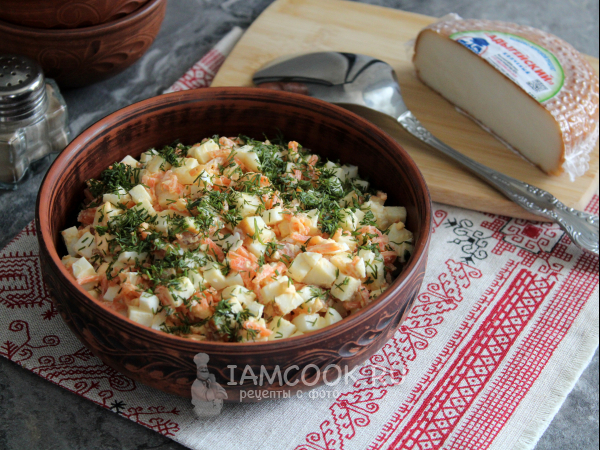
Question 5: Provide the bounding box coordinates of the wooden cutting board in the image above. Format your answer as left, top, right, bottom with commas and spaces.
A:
211, 0, 599, 221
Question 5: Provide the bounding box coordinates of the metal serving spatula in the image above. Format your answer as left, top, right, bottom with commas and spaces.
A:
253, 52, 599, 255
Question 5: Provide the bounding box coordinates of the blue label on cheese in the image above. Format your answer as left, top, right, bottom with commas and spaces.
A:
450, 30, 565, 102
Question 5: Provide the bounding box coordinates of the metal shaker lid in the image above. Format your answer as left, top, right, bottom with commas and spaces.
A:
0, 55, 48, 123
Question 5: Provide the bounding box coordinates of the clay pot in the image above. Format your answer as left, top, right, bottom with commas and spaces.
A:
0, 0, 149, 29
36, 88, 432, 402
0, 0, 166, 88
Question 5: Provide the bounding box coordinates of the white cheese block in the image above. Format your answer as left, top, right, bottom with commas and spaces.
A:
235, 150, 261, 172
292, 313, 326, 333
323, 307, 344, 327
287, 251, 322, 282
139, 292, 160, 313
128, 306, 154, 327
61, 226, 80, 257
330, 273, 361, 302
172, 158, 200, 185
303, 258, 338, 288
189, 139, 220, 163
268, 317, 297, 340
413, 18, 599, 179
260, 276, 293, 303
72, 257, 96, 280
273, 292, 305, 316
74, 231, 96, 259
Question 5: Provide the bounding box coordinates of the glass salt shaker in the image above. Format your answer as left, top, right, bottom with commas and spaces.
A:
0, 55, 70, 189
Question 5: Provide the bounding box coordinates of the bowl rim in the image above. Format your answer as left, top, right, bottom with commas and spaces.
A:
0, 0, 163, 35
36, 87, 432, 352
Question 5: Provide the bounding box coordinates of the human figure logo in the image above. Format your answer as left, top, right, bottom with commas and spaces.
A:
456, 36, 490, 55
191, 353, 228, 417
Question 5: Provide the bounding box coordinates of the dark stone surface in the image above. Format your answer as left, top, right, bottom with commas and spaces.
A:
0, 0, 597, 449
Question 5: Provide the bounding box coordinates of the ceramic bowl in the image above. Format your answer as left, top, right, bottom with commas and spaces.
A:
0, 0, 149, 29
36, 88, 432, 402
0, 0, 165, 88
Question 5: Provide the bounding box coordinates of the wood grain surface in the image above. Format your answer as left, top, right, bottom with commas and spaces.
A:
211, 0, 600, 221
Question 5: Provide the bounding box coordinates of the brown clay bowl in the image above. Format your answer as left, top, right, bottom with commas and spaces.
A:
36, 88, 432, 402
0, 0, 165, 88
0, 0, 149, 29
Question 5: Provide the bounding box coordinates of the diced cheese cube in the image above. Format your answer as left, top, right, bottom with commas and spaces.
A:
202, 264, 226, 289
287, 252, 322, 282
303, 258, 337, 287
103, 285, 121, 302
278, 221, 291, 237
188, 270, 206, 290
167, 276, 196, 307
139, 292, 160, 313
334, 233, 358, 252
358, 249, 376, 264
224, 271, 244, 289
128, 306, 154, 327
297, 286, 326, 314
129, 184, 153, 205
329, 252, 352, 271
387, 222, 414, 256
226, 297, 244, 314
292, 313, 326, 333
61, 226, 80, 257
188, 139, 220, 163
139, 149, 157, 164
324, 161, 346, 181
341, 164, 358, 179
120, 155, 140, 167
330, 274, 361, 301
341, 192, 359, 208
172, 158, 200, 185
202, 265, 243, 290
221, 285, 256, 305
365, 260, 386, 290
260, 276, 293, 303
385, 206, 407, 225
268, 317, 297, 340
236, 150, 261, 172
338, 208, 364, 231
117, 251, 148, 265
262, 206, 284, 225
354, 179, 369, 190
74, 231, 96, 259
245, 242, 266, 258
153, 211, 171, 234
87, 289, 99, 299
118, 271, 141, 285
239, 216, 275, 242
246, 301, 265, 318
71, 257, 96, 280
323, 307, 344, 327
233, 193, 262, 218
273, 292, 305, 316
364, 199, 388, 229
94, 201, 121, 227
151, 310, 168, 330
103, 187, 131, 206
305, 209, 320, 235
145, 155, 170, 173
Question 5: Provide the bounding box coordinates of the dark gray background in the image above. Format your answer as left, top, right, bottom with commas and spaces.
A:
0, 0, 598, 449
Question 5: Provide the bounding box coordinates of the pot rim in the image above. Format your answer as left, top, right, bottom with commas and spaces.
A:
36, 87, 432, 353
0, 0, 163, 36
